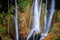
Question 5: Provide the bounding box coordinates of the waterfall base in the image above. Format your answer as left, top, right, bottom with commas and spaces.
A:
40, 33, 48, 40
26, 33, 41, 40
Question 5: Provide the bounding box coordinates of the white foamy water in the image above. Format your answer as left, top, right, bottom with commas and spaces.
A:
26, 0, 42, 40
33, 0, 40, 34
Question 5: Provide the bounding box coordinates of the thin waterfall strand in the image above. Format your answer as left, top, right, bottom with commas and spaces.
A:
26, 1, 34, 40
14, 0, 19, 40
46, 0, 55, 33
44, 0, 48, 33
33, 0, 40, 34
26, 0, 41, 40
26, 29, 35, 40
40, 0, 55, 40
38, 0, 42, 19
40, 0, 48, 40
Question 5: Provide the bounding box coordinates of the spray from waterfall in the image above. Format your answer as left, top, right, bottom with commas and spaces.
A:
14, 0, 19, 40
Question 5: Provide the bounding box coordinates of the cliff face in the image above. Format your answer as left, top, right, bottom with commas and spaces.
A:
0, 0, 60, 40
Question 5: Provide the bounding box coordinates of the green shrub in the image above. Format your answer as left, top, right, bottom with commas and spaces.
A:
0, 14, 3, 24
10, 6, 15, 14
0, 13, 8, 26
56, 35, 60, 40
57, 19, 60, 22
18, 0, 30, 13
0, 25, 7, 34
51, 27, 58, 34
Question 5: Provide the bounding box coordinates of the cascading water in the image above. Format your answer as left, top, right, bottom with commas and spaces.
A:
46, 0, 55, 33
40, 0, 48, 40
26, 0, 42, 40
44, 0, 48, 33
23, 0, 55, 40
33, 0, 40, 34
38, 0, 42, 19
14, 0, 19, 40
40, 0, 55, 40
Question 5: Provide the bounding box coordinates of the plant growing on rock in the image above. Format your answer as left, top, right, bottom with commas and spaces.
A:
18, 0, 30, 13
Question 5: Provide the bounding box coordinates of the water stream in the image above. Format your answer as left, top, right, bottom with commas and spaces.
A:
26, 0, 41, 40
46, 0, 55, 33
14, 0, 19, 40
26, 0, 55, 40
40, 0, 55, 40
13, 0, 55, 40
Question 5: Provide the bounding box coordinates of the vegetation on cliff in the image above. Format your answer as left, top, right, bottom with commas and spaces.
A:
0, 0, 60, 40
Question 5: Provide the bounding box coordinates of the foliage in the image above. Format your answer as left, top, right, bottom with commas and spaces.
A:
0, 13, 8, 26
5, 20, 8, 26
10, 6, 15, 14
56, 35, 60, 40
18, 0, 30, 13
51, 27, 58, 34
57, 19, 60, 22
0, 13, 3, 24
0, 25, 7, 34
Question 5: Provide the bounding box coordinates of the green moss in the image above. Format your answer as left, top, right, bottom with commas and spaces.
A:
51, 27, 58, 34
57, 19, 60, 22
18, 0, 30, 13
0, 19, 3, 24
10, 6, 15, 14
0, 14, 3, 24
56, 35, 60, 40
0, 25, 7, 34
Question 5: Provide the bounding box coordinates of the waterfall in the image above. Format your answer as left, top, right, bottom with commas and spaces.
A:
14, 0, 19, 40
26, 0, 42, 40
44, 0, 48, 33
39, 0, 48, 40
40, 0, 55, 40
24, 0, 55, 40
46, 0, 55, 33
33, 0, 40, 34
38, 0, 42, 19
